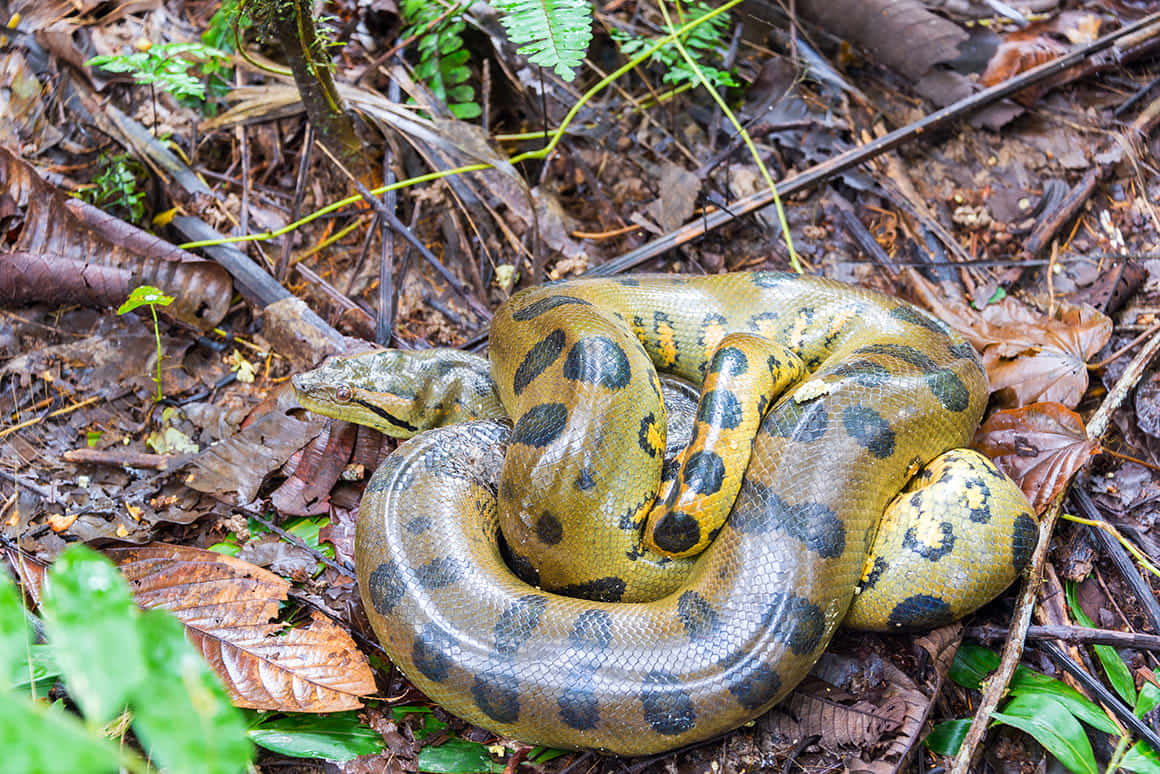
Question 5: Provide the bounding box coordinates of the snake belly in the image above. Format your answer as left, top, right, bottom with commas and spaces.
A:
335, 272, 1015, 755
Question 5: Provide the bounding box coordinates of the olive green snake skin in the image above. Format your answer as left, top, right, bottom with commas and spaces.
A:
292, 272, 1037, 755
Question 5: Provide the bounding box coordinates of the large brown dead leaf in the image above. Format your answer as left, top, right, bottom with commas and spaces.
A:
107, 543, 375, 712
908, 272, 1112, 408
974, 402, 1099, 513
0, 147, 231, 330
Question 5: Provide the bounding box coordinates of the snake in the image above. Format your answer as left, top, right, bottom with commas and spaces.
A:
292, 271, 1038, 756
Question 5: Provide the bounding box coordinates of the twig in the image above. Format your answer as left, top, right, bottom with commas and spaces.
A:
968, 623, 1160, 652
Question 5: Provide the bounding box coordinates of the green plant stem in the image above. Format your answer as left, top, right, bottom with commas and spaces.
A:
654, 0, 798, 271
1060, 513, 1160, 579
150, 304, 163, 402
1106, 733, 1131, 773
179, 0, 744, 253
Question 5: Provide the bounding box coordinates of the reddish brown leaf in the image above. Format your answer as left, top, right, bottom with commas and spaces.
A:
981, 12, 1102, 87
107, 543, 375, 712
907, 272, 1111, 408
974, 402, 1099, 513
0, 146, 231, 329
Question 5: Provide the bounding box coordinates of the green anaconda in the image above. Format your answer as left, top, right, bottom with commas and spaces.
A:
292, 271, 1037, 755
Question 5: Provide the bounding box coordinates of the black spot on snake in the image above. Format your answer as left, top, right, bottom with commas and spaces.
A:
415, 557, 461, 589
827, 360, 891, 388
615, 277, 640, 287
472, 666, 521, 723
536, 511, 564, 545
563, 336, 633, 390
967, 482, 993, 524
888, 594, 955, 629
640, 672, 696, 735
890, 305, 950, 334
765, 399, 829, 443
404, 515, 431, 534
638, 412, 661, 457
511, 294, 591, 321
494, 595, 548, 657
513, 329, 566, 396
949, 340, 985, 374
855, 342, 938, 371
558, 671, 600, 730
412, 624, 455, 682
696, 389, 742, 430
506, 550, 540, 587
748, 310, 779, 332
510, 403, 568, 448
568, 610, 614, 650
733, 485, 846, 559
722, 656, 782, 710
843, 406, 896, 458
861, 556, 888, 591
902, 522, 956, 561
677, 591, 720, 640
697, 313, 728, 346
683, 451, 726, 496
927, 369, 970, 412
499, 476, 517, 501
574, 468, 596, 490
367, 560, 406, 616
557, 576, 627, 603
750, 271, 792, 288
652, 511, 701, 554
709, 346, 749, 376
352, 398, 418, 433
762, 592, 826, 656
1012, 513, 1037, 573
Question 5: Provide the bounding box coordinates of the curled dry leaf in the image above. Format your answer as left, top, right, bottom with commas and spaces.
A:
974, 402, 1099, 513
907, 272, 1112, 408
0, 146, 231, 330
106, 543, 375, 713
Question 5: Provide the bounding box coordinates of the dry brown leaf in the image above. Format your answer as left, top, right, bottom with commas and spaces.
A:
974, 402, 1099, 513
981, 11, 1102, 88
107, 543, 375, 712
907, 272, 1111, 408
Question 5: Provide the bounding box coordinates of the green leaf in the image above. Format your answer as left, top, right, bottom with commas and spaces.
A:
129, 609, 253, 774
949, 642, 1000, 690
417, 738, 505, 773
0, 573, 30, 691
0, 693, 126, 774
991, 694, 1098, 774
41, 545, 145, 726
449, 102, 483, 120
118, 284, 174, 314
248, 712, 384, 761
924, 718, 970, 755
1008, 669, 1119, 735
7, 643, 59, 697
1138, 682, 1160, 717
491, 0, 593, 81
1122, 741, 1160, 774
1067, 584, 1137, 705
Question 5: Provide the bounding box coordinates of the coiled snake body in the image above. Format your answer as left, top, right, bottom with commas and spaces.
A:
293, 272, 1037, 755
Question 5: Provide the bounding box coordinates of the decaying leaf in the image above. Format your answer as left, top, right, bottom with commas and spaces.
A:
974, 402, 1099, 512
981, 11, 1102, 89
0, 147, 231, 330
908, 272, 1112, 408
107, 543, 376, 712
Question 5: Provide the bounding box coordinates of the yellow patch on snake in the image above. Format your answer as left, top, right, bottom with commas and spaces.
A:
793, 379, 832, 402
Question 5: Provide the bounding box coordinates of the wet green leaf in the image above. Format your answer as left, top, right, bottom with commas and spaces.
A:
991, 693, 1097, 774
248, 712, 383, 761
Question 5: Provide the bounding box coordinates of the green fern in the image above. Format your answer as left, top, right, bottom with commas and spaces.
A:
401, 0, 480, 119
612, 2, 737, 90
490, 0, 592, 81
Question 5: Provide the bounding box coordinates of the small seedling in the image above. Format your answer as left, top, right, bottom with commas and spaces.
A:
84, 153, 147, 223
118, 285, 174, 402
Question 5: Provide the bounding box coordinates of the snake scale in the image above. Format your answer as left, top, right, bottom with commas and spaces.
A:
293, 271, 1037, 755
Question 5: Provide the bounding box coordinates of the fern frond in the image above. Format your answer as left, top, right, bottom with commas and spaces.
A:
490, 0, 593, 81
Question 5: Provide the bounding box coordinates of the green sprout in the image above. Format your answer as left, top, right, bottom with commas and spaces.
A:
118, 285, 174, 402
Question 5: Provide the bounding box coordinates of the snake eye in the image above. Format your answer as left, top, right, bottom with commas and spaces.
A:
335, 385, 353, 402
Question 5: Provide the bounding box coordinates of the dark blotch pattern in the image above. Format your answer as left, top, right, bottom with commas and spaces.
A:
557, 610, 614, 731
842, 406, 896, 458
513, 329, 566, 396
557, 576, 627, 603
765, 400, 829, 442
888, 594, 955, 629
926, 369, 971, 412
637, 412, 661, 457
510, 403, 569, 448
677, 591, 719, 640
536, 511, 564, 545
733, 485, 846, 559
562, 336, 633, 390
827, 360, 891, 388
412, 624, 455, 682
1012, 513, 1037, 573
683, 450, 726, 495
415, 557, 461, 588
558, 673, 599, 730
507, 551, 540, 587
697, 389, 743, 430
902, 522, 956, 561
854, 342, 938, 371
861, 556, 888, 591
640, 672, 696, 735
511, 294, 591, 321
723, 657, 782, 710
709, 346, 749, 376
568, 610, 614, 650
494, 595, 548, 657
750, 271, 792, 288
367, 560, 406, 616
949, 340, 985, 374
472, 667, 521, 723
890, 305, 950, 334
404, 515, 431, 534
574, 468, 596, 490
762, 592, 827, 655
652, 511, 701, 554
